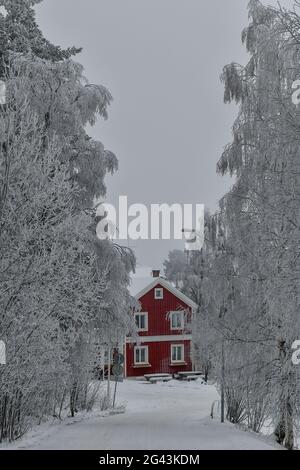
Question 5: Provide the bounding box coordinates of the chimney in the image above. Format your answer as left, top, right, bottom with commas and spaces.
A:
152, 269, 160, 278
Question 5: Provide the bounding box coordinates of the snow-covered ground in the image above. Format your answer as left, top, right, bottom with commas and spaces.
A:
3, 379, 279, 450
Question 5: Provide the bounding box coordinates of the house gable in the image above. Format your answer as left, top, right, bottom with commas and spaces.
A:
135, 277, 198, 311
136, 282, 192, 337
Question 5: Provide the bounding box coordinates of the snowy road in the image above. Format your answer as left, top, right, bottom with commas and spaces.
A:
13, 380, 277, 450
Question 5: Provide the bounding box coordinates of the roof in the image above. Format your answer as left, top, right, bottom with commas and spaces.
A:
130, 270, 198, 311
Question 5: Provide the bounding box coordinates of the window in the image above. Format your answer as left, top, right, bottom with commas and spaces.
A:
170, 311, 184, 330
171, 344, 184, 363
135, 312, 148, 331
155, 288, 163, 299
134, 346, 149, 365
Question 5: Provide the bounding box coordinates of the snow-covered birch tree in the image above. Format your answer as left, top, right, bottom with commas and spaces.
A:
164, 0, 300, 449
0, 0, 135, 441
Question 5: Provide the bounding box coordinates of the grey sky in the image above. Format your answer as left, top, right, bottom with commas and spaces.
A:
36, 0, 294, 271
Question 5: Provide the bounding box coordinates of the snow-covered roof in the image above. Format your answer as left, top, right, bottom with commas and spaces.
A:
130, 267, 198, 311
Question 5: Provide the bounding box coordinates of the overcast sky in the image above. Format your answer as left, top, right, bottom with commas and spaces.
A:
36, 0, 295, 272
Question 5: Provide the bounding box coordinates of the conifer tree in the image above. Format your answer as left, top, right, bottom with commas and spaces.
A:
0, 0, 81, 77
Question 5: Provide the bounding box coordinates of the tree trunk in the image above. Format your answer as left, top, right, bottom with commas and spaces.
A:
274, 412, 285, 445
284, 397, 294, 450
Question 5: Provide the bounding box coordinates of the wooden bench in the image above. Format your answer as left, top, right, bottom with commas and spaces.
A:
184, 375, 200, 382
144, 373, 172, 384
149, 376, 172, 384
175, 371, 204, 381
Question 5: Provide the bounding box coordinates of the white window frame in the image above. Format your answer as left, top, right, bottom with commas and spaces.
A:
154, 288, 163, 299
170, 311, 184, 330
135, 312, 148, 332
171, 344, 184, 364
134, 346, 149, 365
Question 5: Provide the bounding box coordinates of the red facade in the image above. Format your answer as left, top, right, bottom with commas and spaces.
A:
125, 280, 195, 377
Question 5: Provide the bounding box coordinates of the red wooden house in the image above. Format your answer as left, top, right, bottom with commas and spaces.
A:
125, 270, 198, 377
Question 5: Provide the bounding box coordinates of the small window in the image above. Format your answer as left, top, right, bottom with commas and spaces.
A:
171, 344, 184, 363
134, 346, 149, 365
155, 288, 163, 299
171, 311, 184, 330
135, 312, 148, 331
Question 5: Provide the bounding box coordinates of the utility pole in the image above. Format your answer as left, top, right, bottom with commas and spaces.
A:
221, 338, 225, 423
107, 345, 111, 404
